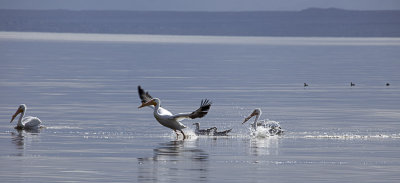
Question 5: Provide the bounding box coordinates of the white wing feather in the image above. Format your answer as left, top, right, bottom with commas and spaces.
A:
22, 116, 41, 129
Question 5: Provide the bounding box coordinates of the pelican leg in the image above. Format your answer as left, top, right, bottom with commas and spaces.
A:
173, 130, 180, 139
179, 129, 186, 139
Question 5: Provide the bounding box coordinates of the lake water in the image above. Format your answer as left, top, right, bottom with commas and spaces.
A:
1, 32, 400, 182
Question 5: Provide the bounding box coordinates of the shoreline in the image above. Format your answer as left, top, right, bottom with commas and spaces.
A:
1, 31, 400, 46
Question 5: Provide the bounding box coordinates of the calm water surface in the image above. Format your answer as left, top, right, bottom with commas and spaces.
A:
1, 32, 400, 182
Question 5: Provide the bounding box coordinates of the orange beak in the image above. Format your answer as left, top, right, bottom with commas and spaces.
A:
242, 111, 257, 124
138, 100, 156, 108
10, 108, 23, 123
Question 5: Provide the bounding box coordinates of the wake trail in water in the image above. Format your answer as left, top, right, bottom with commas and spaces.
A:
46, 126, 82, 130
285, 131, 400, 140
38, 123, 400, 141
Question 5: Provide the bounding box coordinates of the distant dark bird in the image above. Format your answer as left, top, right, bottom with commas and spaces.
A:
193, 122, 215, 135
386, 83, 390, 86
304, 83, 308, 87
211, 127, 232, 136
350, 82, 355, 87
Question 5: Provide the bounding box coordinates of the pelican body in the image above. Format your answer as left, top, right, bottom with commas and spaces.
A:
242, 108, 283, 135
138, 86, 212, 139
10, 104, 42, 130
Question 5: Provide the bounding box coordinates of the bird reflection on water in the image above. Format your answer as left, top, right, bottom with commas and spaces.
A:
11, 130, 24, 153
138, 139, 209, 182
10, 128, 40, 156
249, 137, 280, 157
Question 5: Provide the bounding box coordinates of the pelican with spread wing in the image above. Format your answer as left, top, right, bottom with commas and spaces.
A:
138, 86, 212, 139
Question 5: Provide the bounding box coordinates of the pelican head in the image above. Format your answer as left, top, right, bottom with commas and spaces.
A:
242, 108, 261, 124
138, 98, 159, 108
10, 104, 26, 123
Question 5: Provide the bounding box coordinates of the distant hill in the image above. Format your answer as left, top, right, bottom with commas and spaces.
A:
1, 8, 399, 37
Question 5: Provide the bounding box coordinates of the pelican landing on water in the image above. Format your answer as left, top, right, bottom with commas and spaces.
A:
242, 108, 283, 136
138, 86, 212, 139
10, 104, 42, 130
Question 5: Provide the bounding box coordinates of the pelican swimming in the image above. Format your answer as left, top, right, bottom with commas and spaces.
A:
242, 108, 283, 135
193, 122, 215, 136
10, 104, 42, 130
138, 86, 212, 139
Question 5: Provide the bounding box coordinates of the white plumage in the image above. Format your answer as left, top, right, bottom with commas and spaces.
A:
10, 104, 42, 130
242, 108, 283, 136
138, 86, 212, 139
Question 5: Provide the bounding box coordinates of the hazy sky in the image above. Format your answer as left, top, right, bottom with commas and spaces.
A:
1, 0, 399, 11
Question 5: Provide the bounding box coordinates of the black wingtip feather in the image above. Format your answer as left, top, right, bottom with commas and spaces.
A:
200, 99, 212, 111
189, 99, 212, 119
137, 85, 153, 104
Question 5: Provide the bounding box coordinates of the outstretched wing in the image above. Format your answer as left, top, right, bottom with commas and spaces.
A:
138, 85, 153, 104
189, 99, 212, 119
173, 99, 212, 121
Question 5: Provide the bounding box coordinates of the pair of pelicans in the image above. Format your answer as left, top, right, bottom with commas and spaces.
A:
9, 85, 283, 139
137, 86, 283, 139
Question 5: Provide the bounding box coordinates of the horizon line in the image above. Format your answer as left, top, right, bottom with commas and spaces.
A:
1, 7, 400, 13
1, 31, 400, 46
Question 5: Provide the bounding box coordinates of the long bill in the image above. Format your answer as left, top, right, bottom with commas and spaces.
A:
138, 99, 156, 108
10, 108, 23, 123
242, 111, 257, 124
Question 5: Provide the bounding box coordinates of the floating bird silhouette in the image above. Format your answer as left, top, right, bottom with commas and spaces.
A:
350, 82, 355, 87
193, 122, 215, 135
10, 104, 42, 130
304, 83, 308, 87
211, 127, 232, 136
242, 108, 283, 135
138, 86, 212, 139
386, 83, 390, 86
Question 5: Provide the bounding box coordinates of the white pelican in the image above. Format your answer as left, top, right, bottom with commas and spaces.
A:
138, 86, 212, 139
10, 104, 42, 130
193, 122, 215, 136
211, 127, 232, 136
242, 108, 283, 135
